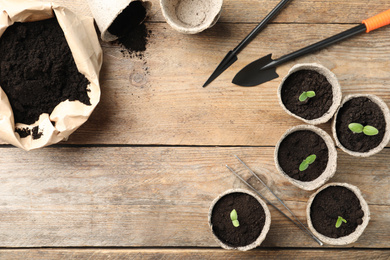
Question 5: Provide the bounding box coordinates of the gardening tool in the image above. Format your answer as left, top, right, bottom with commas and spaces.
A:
227, 155, 323, 246
233, 9, 390, 86
202, 0, 292, 88
226, 160, 324, 246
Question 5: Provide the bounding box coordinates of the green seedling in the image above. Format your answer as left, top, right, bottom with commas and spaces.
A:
230, 209, 239, 227
299, 154, 316, 171
335, 216, 347, 228
348, 123, 379, 136
299, 91, 316, 102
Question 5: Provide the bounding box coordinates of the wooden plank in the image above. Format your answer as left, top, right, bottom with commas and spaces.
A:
0, 146, 388, 247
0, 249, 389, 260
44, 0, 390, 24
1, 1, 389, 146
66, 22, 390, 145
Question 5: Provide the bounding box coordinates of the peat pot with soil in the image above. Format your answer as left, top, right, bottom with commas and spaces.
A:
208, 189, 271, 251
87, 0, 152, 42
332, 94, 390, 157
278, 63, 342, 125
306, 183, 370, 245
274, 125, 337, 191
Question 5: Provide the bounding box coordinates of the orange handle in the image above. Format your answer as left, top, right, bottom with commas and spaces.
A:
362, 9, 390, 32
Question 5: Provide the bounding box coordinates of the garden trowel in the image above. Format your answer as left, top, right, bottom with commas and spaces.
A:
233, 9, 390, 87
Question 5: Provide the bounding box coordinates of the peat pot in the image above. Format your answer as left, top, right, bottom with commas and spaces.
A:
208, 189, 271, 251
278, 63, 342, 125
274, 125, 337, 190
88, 0, 152, 42
160, 0, 223, 34
306, 182, 370, 245
332, 94, 390, 157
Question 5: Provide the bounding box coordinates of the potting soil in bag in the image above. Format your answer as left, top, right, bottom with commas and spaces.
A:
0, 18, 91, 127
0, 1, 102, 150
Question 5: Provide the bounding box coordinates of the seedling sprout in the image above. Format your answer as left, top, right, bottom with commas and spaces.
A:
299, 91, 316, 102
299, 154, 316, 171
348, 123, 378, 136
335, 216, 347, 228
230, 209, 239, 227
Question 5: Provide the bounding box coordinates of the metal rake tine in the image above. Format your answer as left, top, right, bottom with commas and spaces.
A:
225, 165, 322, 246
233, 155, 323, 246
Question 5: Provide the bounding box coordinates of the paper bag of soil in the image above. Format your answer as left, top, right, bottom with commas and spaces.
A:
0, 0, 102, 150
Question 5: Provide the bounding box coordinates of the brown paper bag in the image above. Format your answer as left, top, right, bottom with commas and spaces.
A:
0, 0, 102, 150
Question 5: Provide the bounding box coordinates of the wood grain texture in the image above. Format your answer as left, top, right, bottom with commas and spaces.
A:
1, 1, 389, 146
0, 146, 388, 247
65, 22, 390, 146
0, 0, 389, 255
43, 0, 390, 24
0, 249, 389, 260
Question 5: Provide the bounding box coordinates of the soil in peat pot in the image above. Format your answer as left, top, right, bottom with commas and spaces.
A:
278, 130, 329, 182
281, 70, 333, 120
335, 97, 386, 152
0, 17, 91, 137
211, 192, 266, 247
108, 1, 146, 39
109, 1, 151, 58
310, 186, 364, 238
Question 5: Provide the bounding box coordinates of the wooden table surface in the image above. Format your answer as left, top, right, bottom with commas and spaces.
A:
1, 0, 390, 259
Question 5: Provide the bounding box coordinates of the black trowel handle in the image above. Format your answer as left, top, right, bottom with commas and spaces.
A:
233, 0, 292, 55
270, 24, 367, 68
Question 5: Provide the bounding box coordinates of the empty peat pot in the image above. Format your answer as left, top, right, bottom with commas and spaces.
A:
274, 125, 337, 190
306, 183, 370, 245
208, 189, 271, 251
278, 63, 342, 125
332, 94, 390, 157
160, 0, 223, 34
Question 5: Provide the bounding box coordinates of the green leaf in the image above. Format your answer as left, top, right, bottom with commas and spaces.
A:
306, 91, 316, 98
363, 125, 379, 136
232, 219, 240, 227
230, 209, 238, 221
299, 92, 308, 102
348, 123, 364, 134
299, 154, 316, 172
305, 154, 317, 164
299, 161, 309, 171
299, 91, 315, 102
335, 216, 347, 228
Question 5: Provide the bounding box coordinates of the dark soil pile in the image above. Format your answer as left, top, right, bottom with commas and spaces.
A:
118, 24, 150, 57
281, 70, 333, 120
310, 186, 364, 238
211, 192, 266, 247
335, 97, 385, 152
108, 1, 146, 38
15, 126, 43, 140
0, 18, 91, 126
278, 130, 329, 182
109, 1, 151, 58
